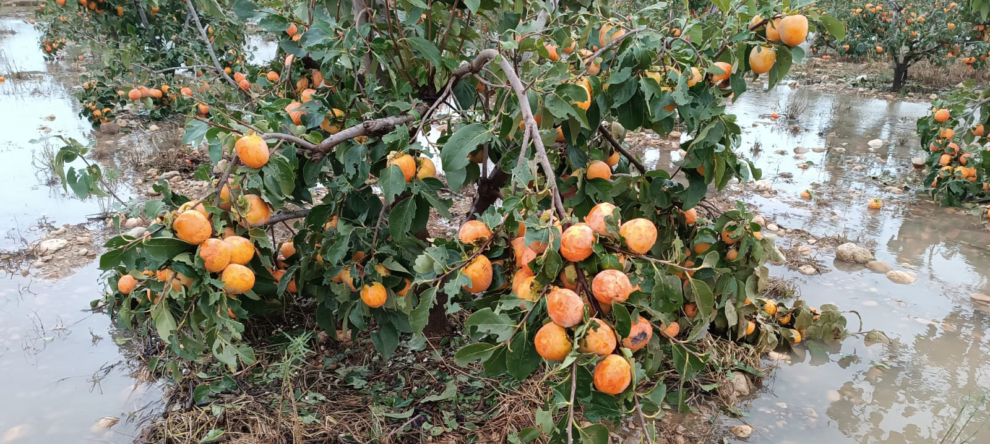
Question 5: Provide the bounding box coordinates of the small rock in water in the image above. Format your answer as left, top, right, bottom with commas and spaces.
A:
752, 215, 766, 226
38, 239, 68, 255
147, 187, 162, 197
885, 186, 904, 195
753, 179, 773, 191
797, 245, 812, 256
912, 157, 926, 169
730, 372, 750, 396
767, 351, 789, 361
52, 227, 67, 235
827, 390, 841, 402
123, 218, 142, 229
775, 402, 788, 409
865, 261, 891, 273
779, 172, 794, 179
77, 236, 92, 244
767, 224, 779, 232
794, 154, 806, 160
793, 147, 809, 154
835, 243, 873, 263
78, 248, 89, 256
798, 265, 817, 275
970, 293, 990, 304
886, 270, 917, 285
161, 170, 181, 179
807, 238, 817, 245
833, 147, 846, 153
812, 147, 826, 153
730, 425, 753, 439
91, 417, 119, 431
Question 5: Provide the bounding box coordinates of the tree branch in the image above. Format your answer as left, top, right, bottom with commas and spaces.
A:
577, 28, 644, 78
567, 362, 577, 444
263, 209, 312, 226
598, 124, 646, 174
213, 157, 238, 207
133, 0, 149, 30
182, 0, 245, 95
498, 56, 567, 219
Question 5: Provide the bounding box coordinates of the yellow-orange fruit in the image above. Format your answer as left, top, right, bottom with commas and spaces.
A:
593, 354, 631, 395
580, 319, 617, 356
591, 269, 633, 305
164, 269, 195, 291
458, 220, 492, 245
272, 269, 297, 293
266, 71, 279, 82
574, 77, 592, 110
745, 320, 756, 336
619, 218, 657, 255
512, 268, 535, 296
461, 255, 493, 293
721, 222, 743, 245
622, 316, 652, 351
361, 282, 387, 308
199, 238, 231, 273
234, 134, 270, 168
300, 88, 317, 103
280, 241, 296, 258
683, 208, 698, 225
791, 328, 802, 344
711, 62, 733, 85
197, 103, 210, 115
233, 72, 246, 82
416, 157, 437, 180
779, 15, 809, 47
934, 108, 950, 123
285, 101, 305, 125
560, 224, 595, 262
764, 300, 778, 316
173, 210, 212, 245
224, 236, 255, 265
243, 195, 271, 226
662, 321, 680, 338
534, 323, 572, 361
118, 275, 137, 294
127, 88, 141, 100
221, 264, 256, 294
388, 152, 417, 183
749, 45, 776, 74
397, 278, 412, 296
585, 202, 620, 236
320, 108, 345, 134
547, 287, 585, 328
586, 160, 612, 181
286, 22, 298, 36
765, 18, 782, 42
684, 302, 698, 318
605, 151, 620, 167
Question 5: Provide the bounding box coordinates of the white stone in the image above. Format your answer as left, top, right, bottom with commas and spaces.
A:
78, 248, 88, 256
912, 157, 926, 168
730, 372, 750, 396
793, 147, 809, 154
775, 402, 788, 409
149, 124, 160, 132
752, 215, 766, 226
669, 130, 682, 139
123, 218, 142, 229
865, 261, 891, 273
797, 245, 812, 256
161, 170, 181, 179
730, 425, 753, 439
52, 227, 66, 235
970, 293, 990, 304
147, 187, 162, 197
827, 390, 841, 402
767, 224, 779, 232
76, 236, 92, 244
812, 147, 826, 153
807, 238, 817, 245
886, 270, 917, 285
38, 239, 68, 255
833, 147, 846, 153
91, 417, 119, 431
835, 243, 873, 263
798, 265, 817, 275
753, 179, 773, 191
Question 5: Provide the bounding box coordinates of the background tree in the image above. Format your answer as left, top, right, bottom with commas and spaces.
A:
813, 0, 989, 91
38, 0, 850, 440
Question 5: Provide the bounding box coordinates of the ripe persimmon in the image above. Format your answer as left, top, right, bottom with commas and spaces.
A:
221, 264, 256, 294
234, 134, 270, 168
619, 218, 657, 254
388, 152, 417, 183
559, 263, 578, 290
416, 157, 437, 179
285, 101, 305, 125
361, 282, 387, 308
934, 108, 950, 123
779, 14, 809, 47
591, 269, 633, 305
547, 287, 585, 328
174, 210, 212, 245
593, 354, 631, 395
586, 160, 612, 180
560, 224, 595, 262
461, 255, 493, 293
535, 323, 572, 361
243, 195, 271, 226
199, 238, 231, 273
458, 220, 492, 245
580, 318, 617, 355
622, 316, 652, 351
118, 275, 137, 294
749, 45, 776, 74
585, 202, 620, 236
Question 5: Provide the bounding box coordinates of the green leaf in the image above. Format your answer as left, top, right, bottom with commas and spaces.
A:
151, 302, 177, 345
465, 308, 516, 342
371, 322, 400, 359
819, 15, 846, 40
686, 278, 715, 321
379, 165, 406, 204
200, 429, 224, 443
463, 0, 481, 13
612, 303, 632, 338
455, 343, 499, 366
578, 424, 609, 444
405, 37, 442, 67
440, 124, 492, 191
389, 197, 416, 241
421, 379, 457, 403
507, 330, 541, 380
183, 119, 209, 147
409, 286, 437, 334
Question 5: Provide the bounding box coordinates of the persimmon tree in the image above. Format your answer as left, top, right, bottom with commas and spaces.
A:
814, 0, 990, 91
916, 83, 990, 205
39, 0, 850, 440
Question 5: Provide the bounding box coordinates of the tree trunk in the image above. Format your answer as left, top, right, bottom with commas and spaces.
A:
892, 60, 909, 92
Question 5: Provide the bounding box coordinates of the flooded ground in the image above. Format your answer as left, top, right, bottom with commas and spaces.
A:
0, 15, 161, 444
707, 84, 990, 443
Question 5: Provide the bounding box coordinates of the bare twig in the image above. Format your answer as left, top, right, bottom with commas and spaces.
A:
182, 0, 245, 95
498, 56, 567, 219
567, 362, 577, 444
598, 124, 646, 174
263, 209, 312, 226
213, 157, 239, 207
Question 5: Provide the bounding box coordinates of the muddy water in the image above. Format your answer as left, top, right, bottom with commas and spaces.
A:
710, 85, 990, 443
0, 16, 161, 443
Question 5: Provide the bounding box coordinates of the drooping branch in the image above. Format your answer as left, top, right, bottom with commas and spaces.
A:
213, 157, 239, 207
598, 124, 646, 174
498, 56, 568, 220
182, 0, 245, 95
262, 209, 313, 226
259, 49, 500, 157
133, 0, 149, 30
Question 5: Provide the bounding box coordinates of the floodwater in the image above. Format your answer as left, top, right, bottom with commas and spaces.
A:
0, 16, 161, 444
711, 84, 990, 443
